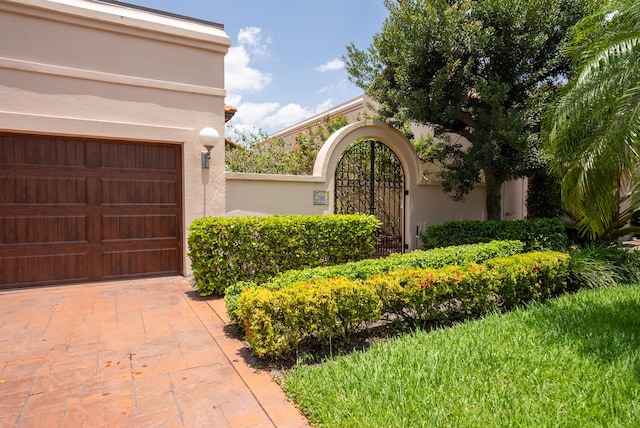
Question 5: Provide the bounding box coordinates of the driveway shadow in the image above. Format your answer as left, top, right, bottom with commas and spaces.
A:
184, 289, 268, 368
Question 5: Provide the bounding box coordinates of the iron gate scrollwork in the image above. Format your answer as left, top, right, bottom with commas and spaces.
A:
334, 139, 405, 257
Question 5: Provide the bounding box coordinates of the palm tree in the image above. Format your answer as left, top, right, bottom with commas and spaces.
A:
545, 0, 640, 241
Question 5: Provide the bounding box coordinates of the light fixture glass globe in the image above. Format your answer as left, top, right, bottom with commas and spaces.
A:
199, 127, 220, 150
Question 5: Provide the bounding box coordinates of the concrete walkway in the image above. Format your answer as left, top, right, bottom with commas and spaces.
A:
0, 277, 311, 428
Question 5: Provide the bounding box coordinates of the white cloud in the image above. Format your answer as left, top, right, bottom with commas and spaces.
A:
237, 26, 261, 45
225, 27, 272, 94
313, 98, 334, 114
224, 28, 345, 137
236, 101, 280, 123
230, 101, 311, 130
225, 46, 271, 93
229, 99, 338, 137
315, 58, 345, 72
263, 103, 314, 129
237, 26, 271, 58
225, 93, 242, 108
317, 77, 362, 102
226, 101, 281, 139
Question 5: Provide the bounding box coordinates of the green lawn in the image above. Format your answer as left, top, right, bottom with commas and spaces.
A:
284, 285, 640, 427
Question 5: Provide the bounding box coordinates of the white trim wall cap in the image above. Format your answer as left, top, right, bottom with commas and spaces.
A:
3, 0, 230, 49
312, 119, 422, 184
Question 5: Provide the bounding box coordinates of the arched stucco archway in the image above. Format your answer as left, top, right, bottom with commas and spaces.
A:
226, 119, 502, 249
314, 119, 421, 185
313, 119, 423, 251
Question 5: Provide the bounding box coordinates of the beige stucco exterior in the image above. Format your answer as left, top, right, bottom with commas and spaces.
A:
227, 107, 527, 250
0, 0, 230, 273
0, 0, 527, 277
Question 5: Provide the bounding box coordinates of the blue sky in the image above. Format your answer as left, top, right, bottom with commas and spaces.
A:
126, 0, 389, 136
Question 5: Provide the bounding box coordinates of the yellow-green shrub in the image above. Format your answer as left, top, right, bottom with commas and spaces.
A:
264, 240, 525, 288
225, 240, 525, 324
485, 251, 570, 308
237, 277, 381, 358
236, 251, 570, 358
368, 251, 569, 326
368, 264, 501, 325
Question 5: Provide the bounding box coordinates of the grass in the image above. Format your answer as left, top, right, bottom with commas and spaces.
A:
284, 285, 640, 427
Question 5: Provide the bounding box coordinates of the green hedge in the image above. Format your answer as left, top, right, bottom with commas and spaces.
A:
225, 240, 525, 325
420, 218, 568, 251
372, 251, 569, 325
237, 277, 382, 359
266, 240, 525, 287
188, 214, 379, 295
237, 251, 569, 358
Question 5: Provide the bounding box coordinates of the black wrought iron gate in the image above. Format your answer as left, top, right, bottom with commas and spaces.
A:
334, 139, 405, 257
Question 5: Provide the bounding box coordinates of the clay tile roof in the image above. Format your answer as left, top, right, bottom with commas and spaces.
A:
225, 105, 237, 123
225, 138, 239, 149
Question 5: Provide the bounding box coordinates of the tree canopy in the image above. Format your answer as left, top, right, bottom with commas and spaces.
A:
225, 115, 349, 175
545, 0, 640, 240
345, 0, 594, 220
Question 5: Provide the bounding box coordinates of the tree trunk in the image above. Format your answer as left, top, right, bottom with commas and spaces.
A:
485, 172, 504, 221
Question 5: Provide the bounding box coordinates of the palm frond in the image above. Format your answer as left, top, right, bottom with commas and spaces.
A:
545, 1, 640, 241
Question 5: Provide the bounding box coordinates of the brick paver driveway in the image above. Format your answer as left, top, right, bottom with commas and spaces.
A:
0, 277, 309, 428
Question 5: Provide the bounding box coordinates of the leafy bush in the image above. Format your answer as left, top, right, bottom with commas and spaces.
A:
188, 214, 379, 295
598, 246, 640, 284
420, 218, 568, 251
237, 277, 381, 358
225, 240, 525, 324
226, 115, 349, 175
236, 251, 570, 358
526, 168, 563, 219
367, 264, 501, 325
223, 281, 257, 326
264, 240, 524, 289
369, 251, 569, 327
484, 252, 570, 308
567, 244, 640, 290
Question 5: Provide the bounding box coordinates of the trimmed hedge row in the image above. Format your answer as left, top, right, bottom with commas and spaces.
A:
237, 278, 382, 359
188, 214, 379, 295
267, 240, 525, 287
420, 218, 568, 251
225, 240, 525, 325
236, 251, 570, 358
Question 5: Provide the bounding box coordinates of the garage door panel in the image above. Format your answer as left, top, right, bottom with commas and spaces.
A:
102, 247, 180, 279
0, 252, 89, 288
0, 133, 183, 288
1, 136, 86, 167
101, 214, 179, 241
100, 178, 179, 205
0, 176, 87, 205
1, 215, 88, 244
102, 142, 178, 171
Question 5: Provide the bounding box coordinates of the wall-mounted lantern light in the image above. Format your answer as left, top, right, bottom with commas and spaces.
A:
199, 127, 220, 169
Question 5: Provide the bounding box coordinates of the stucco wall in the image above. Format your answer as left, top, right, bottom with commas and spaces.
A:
225, 173, 493, 251
226, 120, 526, 251
226, 173, 331, 217
0, 0, 230, 273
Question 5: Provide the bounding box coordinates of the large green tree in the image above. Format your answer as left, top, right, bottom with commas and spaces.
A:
545, 0, 640, 241
345, 0, 594, 220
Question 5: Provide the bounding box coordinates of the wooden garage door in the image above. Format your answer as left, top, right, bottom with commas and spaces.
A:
0, 133, 183, 289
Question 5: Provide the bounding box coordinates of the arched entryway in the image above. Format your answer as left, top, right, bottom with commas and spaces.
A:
334, 138, 405, 257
